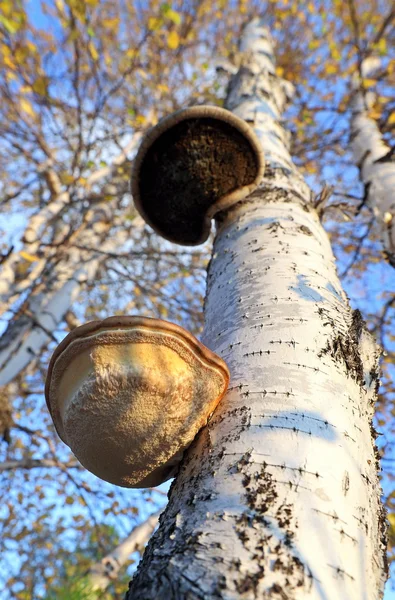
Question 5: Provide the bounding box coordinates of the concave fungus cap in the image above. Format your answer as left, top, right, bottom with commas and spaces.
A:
131, 105, 265, 245
45, 316, 229, 488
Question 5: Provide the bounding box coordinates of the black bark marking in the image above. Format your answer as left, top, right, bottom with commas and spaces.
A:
370, 422, 383, 472
328, 564, 355, 581
283, 362, 327, 374
298, 225, 313, 236
342, 471, 350, 496
379, 502, 389, 579
231, 462, 311, 596
248, 460, 322, 479
317, 309, 364, 385
313, 509, 347, 525
338, 528, 358, 545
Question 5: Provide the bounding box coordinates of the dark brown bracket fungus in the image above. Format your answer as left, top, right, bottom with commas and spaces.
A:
45, 316, 229, 488
131, 105, 265, 245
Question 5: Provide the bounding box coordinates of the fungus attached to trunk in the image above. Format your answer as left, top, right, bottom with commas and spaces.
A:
45, 316, 229, 488
131, 105, 265, 245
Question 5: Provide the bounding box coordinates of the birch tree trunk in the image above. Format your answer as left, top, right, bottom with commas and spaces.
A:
86, 511, 159, 592
126, 19, 387, 599
350, 57, 395, 267
0, 132, 145, 387
0, 202, 135, 387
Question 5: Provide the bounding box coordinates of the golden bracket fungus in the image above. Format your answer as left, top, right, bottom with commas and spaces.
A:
45, 316, 229, 488
131, 105, 265, 245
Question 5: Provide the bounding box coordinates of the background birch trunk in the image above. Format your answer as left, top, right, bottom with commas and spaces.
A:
0, 131, 146, 388
350, 57, 395, 267
86, 511, 159, 593
0, 203, 140, 387
126, 19, 387, 600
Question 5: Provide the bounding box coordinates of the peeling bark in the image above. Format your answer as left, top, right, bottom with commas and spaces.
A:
126, 19, 387, 600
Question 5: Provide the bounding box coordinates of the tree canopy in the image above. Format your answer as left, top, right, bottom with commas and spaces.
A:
0, 0, 394, 597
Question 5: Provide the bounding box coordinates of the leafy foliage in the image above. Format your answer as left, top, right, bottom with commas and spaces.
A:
0, 0, 394, 597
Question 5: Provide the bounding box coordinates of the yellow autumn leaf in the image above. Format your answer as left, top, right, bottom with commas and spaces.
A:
308, 40, 320, 50
3, 54, 15, 69
376, 38, 387, 56
363, 78, 377, 88
304, 161, 316, 174
276, 66, 284, 77
59, 171, 75, 185
369, 111, 381, 120
166, 9, 181, 25
88, 40, 99, 61
25, 40, 37, 54
126, 48, 139, 59
20, 98, 36, 118
331, 47, 341, 61
68, 0, 86, 21
0, 14, 21, 34
102, 17, 119, 30
167, 30, 179, 50
5, 70, 16, 81
136, 67, 148, 80
159, 304, 168, 317
32, 76, 47, 95
19, 251, 38, 262
325, 64, 337, 75
15, 46, 29, 62
388, 112, 395, 125
0, 43, 11, 57
148, 17, 161, 31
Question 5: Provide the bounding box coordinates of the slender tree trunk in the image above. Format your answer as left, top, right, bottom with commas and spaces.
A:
126, 20, 387, 599
0, 201, 134, 387
87, 511, 159, 592
0, 131, 146, 387
350, 57, 395, 267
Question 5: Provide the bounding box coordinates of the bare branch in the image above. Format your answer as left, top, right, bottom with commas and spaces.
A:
0, 458, 80, 473
87, 511, 161, 591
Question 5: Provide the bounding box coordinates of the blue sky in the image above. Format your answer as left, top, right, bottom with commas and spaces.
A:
1, 1, 394, 596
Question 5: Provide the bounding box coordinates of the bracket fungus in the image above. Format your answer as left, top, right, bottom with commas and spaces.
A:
131, 105, 265, 245
45, 316, 229, 488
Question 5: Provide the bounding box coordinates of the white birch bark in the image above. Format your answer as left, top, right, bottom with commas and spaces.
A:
127, 19, 387, 600
87, 511, 160, 592
0, 206, 143, 387
0, 132, 146, 388
0, 133, 143, 307
350, 57, 395, 266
